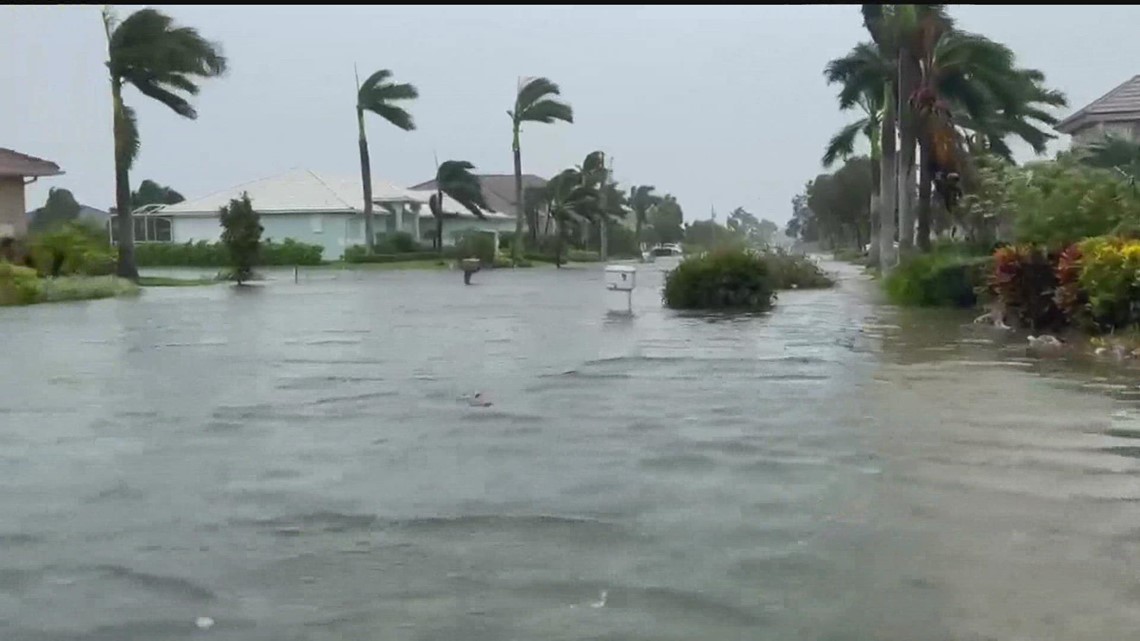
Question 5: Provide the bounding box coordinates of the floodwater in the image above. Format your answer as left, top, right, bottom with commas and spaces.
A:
3, 259, 1140, 640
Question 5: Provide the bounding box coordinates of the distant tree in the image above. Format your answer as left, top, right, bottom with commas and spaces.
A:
356, 67, 418, 252
428, 160, 488, 254
130, 179, 184, 210
103, 6, 227, 280
628, 184, 659, 258
509, 77, 573, 261
806, 156, 874, 249
219, 193, 262, 284
725, 207, 779, 246
648, 194, 684, 244
684, 219, 738, 250
546, 168, 601, 267
29, 187, 81, 232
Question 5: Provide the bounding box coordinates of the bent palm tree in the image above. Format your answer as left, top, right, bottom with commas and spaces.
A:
356, 68, 418, 252
509, 77, 573, 262
428, 160, 488, 253
546, 169, 601, 268
103, 6, 226, 280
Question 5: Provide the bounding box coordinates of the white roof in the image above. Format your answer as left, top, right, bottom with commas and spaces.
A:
157, 168, 429, 216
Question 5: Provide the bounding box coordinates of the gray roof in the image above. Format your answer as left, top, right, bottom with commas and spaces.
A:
410, 173, 547, 215
0, 147, 63, 178
1056, 75, 1140, 134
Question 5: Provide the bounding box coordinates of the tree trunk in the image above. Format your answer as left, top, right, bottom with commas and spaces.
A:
554, 217, 563, 268
635, 215, 643, 262
868, 159, 881, 265
879, 84, 898, 273
357, 108, 375, 253
435, 188, 444, 254
896, 52, 919, 257
917, 134, 933, 252
111, 80, 138, 281
511, 125, 524, 263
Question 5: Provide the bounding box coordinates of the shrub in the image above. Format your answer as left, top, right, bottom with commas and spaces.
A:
989, 244, 1065, 330
219, 193, 262, 284
663, 248, 776, 311
1011, 161, 1140, 247
763, 250, 835, 290
134, 239, 324, 266
28, 221, 115, 277
0, 262, 43, 305
1054, 243, 1087, 325
885, 252, 991, 307
566, 249, 601, 263
375, 231, 419, 254
453, 231, 497, 265
1075, 236, 1140, 330
344, 249, 459, 264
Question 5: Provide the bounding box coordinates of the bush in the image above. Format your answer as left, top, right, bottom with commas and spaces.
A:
344, 248, 461, 264
0, 262, 43, 304
219, 193, 262, 284
1075, 236, 1140, 330
763, 250, 835, 290
989, 244, 1065, 330
566, 249, 601, 263
375, 231, 419, 254
134, 238, 324, 267
1010, 160, 1140, 247
885, 252, 991, 307
454, 231, 497, 265
663, 248, 776, 311
28, 221, 115, 277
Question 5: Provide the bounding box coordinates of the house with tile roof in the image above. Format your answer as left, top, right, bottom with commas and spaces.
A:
0, 148, 63, 239
132, 168, 514, 260
1056, 75, 1140, 148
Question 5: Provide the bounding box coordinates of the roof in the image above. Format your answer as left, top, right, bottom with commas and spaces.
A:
0, 148, 63, 178
158, 169, 426, 216
1056, 75, 1140, 134
410, 173, 547, 215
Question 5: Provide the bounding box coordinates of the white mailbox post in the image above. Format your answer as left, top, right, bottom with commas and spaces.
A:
605, 264, 637, 314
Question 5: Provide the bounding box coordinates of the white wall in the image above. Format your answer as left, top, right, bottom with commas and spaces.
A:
0, 177, 27, 238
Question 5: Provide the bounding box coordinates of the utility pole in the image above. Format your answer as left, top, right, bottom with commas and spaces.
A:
599, 154, 611, 261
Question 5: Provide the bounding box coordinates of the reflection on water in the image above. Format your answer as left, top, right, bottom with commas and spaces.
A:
2, 260, 1140, 640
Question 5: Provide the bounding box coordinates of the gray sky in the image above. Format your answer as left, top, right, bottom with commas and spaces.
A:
4, 4, 1140, 224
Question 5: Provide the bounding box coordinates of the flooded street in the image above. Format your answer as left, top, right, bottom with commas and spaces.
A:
3, 260, 1140, 640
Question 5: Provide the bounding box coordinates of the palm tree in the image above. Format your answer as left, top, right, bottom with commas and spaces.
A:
546, 168, 601, 267
356, 68, 418, 253
427, 160, 489, 253
103, 6, 227, 280
509, 77, 573, 262
826, 38, 896, 270
823, 71, 884, 263
629, 185, 659, 260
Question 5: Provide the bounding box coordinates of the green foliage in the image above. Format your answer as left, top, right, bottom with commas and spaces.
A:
219, 193, 262, 284
762, 250, 836, 290
0, 263, 43, 305
885, 251, 992, 307
647, 195, 684, 245
454, 231, 497, 265
134, 238, 322, 267
1074, 236, 1140, 330
28, 221, 115, 277
1010, 160, 1140, 247
663, 248, 776, 311
0, 262, 138, 306
345, 248, 461, 264
375, 231, 419, 254
566, 249, 601, 263
357, 69, 418, 131
684, 219, 743, 252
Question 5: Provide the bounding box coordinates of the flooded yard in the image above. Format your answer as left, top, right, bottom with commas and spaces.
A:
2, 260, 1140, 640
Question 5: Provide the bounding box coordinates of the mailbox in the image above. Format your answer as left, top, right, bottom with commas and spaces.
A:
605, 265, 636, 291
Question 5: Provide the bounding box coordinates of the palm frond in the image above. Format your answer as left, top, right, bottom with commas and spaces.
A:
823, 119, 869, 168
436, 159, 488, 218
115, 103, 141, 170
516, 77, 562, 112
519, 98, 573, 125
357, 68, 419, 130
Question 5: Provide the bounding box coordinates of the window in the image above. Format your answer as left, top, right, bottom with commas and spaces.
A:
108, 215, 173, 244
154, 217, 172, 242
311, 215, 323, 234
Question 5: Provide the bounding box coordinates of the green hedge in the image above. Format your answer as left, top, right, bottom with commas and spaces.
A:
663, 248, 776, 311
885, 253, 993, 308
134, 239, 324, 267
0, 263, 139, 306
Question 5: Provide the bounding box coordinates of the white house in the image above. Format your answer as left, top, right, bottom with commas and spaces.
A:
0, 147, 63, 239
115, 168, 515, 260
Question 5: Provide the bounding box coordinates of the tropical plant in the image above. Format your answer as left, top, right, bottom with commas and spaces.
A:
663, 248, 776, 311
219, 193, 262, 284
545, 168, 600, 267
355, 67, 418, 252
426, 160, 488, 254
103, 6, 227, 280
1080, 135, 1140, 186
509, 77, 573, 262
130, 179, 184, 210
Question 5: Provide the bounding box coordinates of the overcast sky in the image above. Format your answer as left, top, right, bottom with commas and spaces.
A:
4, 4, 1140, 224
